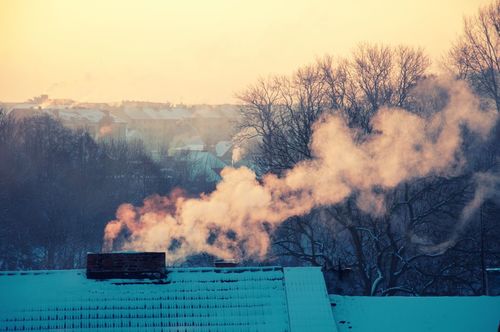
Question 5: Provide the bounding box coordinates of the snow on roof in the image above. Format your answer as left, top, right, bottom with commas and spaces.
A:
174, 136, 205, 152
215, 141, 232, 157
330, 294, 500, 332
192, 108, 221, 118
42, 108, 127, 125
284, 268, 336, 331
192, 106, 240, 119
0, 266, 335, 331
181, 151, 228, 182
109, 113, 128, 124
57, 108, 106, 123
7, 103, 39, 110
123, 107, 193, 120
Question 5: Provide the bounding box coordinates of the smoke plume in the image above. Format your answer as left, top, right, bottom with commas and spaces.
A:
416, 169, 500, 254
103, 79, 497, 262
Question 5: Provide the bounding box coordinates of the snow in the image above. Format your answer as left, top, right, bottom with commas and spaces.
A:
123, 107, 193, 120
215, 141, 232, 158
330, 294, 500, 332
0, 266, 334, 331
175, 136, 205, 152
57, 109, 106, 124
178, 151, 228, 182
284, 268, 337, 332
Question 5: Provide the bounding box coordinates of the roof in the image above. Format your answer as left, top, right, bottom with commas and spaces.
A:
174, 136, 205, 152
330, 294, 500, 332
185, 151, 228, 182
55, 109, 127, 124
123, 107, 193, 120
57, 109, 105, 123
0, 266, 335, 331
215, 141, 232, 158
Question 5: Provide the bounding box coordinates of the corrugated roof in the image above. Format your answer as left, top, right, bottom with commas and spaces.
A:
284, 268, 336, 331
0, 266, 335, 331
330, 294, 500, 332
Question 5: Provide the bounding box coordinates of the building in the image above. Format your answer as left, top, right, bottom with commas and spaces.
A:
174, 150, 228, 184
119, 103, 194, 153
330, 294, 500, 332
1, 252, 499, 331
0, 252, 336, 331
3, 100, 127, 141
51, 108, 127, 141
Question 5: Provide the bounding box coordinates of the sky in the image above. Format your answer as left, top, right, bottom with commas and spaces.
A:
0, 0, 492, 104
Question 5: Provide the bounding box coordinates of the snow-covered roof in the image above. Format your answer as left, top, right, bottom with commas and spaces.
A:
123, 107, 193, 120
330, 294, 500, 332
215, 141, 232, 158
55, 109, 126, 124
0, 266, 335, 331
57, 109, 105, 123
179, 151, 228, 182
192, 106, 240, 119
174, 136, 205, 152
6, 103, 39, 110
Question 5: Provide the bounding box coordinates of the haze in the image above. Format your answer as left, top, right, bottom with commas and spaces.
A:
0, 0, 491, 104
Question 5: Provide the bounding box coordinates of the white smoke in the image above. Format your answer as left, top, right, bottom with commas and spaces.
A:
417, 170, 500, 254
104, 79, 498, 262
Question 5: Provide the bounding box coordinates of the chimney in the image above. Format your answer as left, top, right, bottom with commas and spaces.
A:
214, 259, 238, 268
86, 252, 166, 279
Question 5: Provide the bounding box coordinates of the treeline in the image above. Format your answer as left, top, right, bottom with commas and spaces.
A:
0, 112, 204, 270
238, 1, 500, 296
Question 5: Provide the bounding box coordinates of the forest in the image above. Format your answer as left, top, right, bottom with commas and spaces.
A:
0, 0, 498, 297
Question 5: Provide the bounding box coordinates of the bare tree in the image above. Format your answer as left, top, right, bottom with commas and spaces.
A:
238, 44, 500, 296
448, 0, 500, 112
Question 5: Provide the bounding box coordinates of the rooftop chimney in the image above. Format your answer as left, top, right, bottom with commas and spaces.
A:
86, 252, 165, 279
214, 259, 238, 268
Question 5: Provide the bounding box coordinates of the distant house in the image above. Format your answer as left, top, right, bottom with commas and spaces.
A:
119, 104, 194, 152
0, 253, 336, 331
173, 136, 205, 153
3, 102, 127, 141
214, 140, 233, 164
51, 108, 127, 141
174, 150, 228, 184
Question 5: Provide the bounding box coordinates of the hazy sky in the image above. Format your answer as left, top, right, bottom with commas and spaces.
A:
0, 0, 492, 104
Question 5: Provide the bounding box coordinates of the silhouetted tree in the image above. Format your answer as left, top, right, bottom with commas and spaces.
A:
448, 0, 500, 112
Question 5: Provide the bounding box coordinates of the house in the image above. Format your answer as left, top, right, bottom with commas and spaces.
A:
174, 150, 228, 184
0, 252, 336, 331
119, 103, 194, 152
1, 252, 498, 331
3, 103, 127, 141
51, 108, 127, 141
214, 141, 233, 164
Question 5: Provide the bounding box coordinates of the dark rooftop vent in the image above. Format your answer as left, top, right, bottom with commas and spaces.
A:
214, 259, 238, 268
86, 252, 165, 279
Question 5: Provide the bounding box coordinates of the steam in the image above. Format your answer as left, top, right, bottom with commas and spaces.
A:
104, 79, 497, 262
461, 171, 500, 222
417, 170, 500, 254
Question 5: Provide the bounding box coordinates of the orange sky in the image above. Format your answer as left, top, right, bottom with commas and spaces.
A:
0, 0, 492, 104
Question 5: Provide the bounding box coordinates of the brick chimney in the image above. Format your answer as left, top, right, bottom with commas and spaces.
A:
86, 252, 166, 279
214, 259, 238, 268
